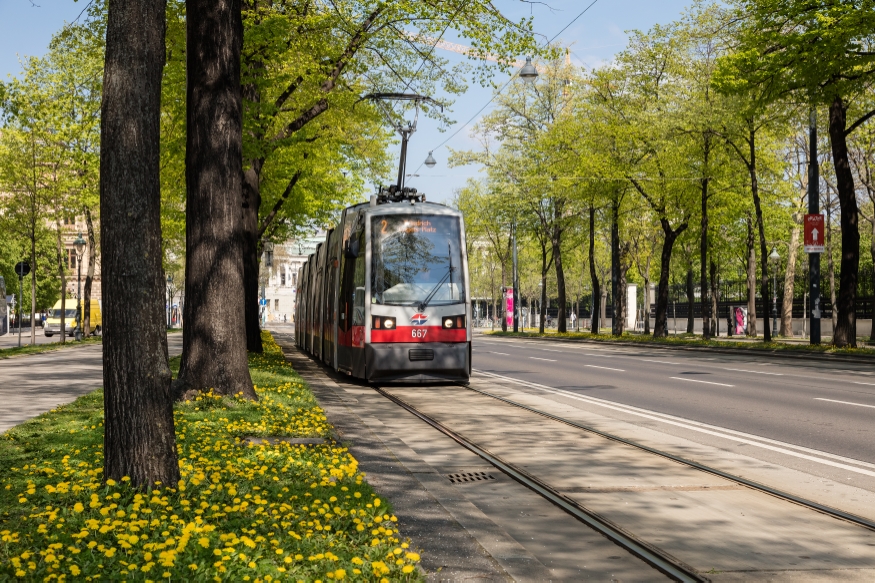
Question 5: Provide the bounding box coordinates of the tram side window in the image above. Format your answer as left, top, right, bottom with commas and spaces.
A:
352, 229, 366, 326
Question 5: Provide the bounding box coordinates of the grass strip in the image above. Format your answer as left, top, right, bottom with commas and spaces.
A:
0, 337, 103, 360
486, 330, 875, 356
0, 331, 422, 581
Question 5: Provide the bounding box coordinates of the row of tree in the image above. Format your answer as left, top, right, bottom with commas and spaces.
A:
455, 0, 875, 348
3, 0, 541, 486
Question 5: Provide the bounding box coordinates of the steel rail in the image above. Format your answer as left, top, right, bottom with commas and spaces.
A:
464, 379, 875, 534
373, 386, 708, 583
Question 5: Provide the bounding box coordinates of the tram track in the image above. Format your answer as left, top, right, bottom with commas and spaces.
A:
373, 385, 708, 583
462, 375, 875, 535
373, 374, 875, 582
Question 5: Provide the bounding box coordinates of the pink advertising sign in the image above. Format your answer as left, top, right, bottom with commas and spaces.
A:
505, 289, 514, 327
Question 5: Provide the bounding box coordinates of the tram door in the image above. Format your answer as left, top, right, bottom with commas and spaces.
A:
338, 214, 364, 373
323, 228, 339, 367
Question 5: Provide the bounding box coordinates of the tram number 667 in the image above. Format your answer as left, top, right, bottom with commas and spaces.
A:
411, 329, 428, 339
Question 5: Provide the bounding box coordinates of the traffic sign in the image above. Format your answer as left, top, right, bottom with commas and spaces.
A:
259, 298, 268, 307
804, 214, 824, 253
14, 261, 30, 277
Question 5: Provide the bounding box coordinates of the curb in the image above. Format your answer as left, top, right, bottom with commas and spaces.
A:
479, 332, 875, 365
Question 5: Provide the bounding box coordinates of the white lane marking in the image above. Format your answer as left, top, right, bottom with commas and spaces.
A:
584, 353, 614, 358
815, 398, 875, 410
853, 381, 875, 386
723, 368, 783, 376
670, 377, 734, 387
586, 365, 625, 372
541, 349, 563, 352
641, 359, 682, 365
473, 369, 875, 476
492, 352, 510, 356
529, 357, 557, 362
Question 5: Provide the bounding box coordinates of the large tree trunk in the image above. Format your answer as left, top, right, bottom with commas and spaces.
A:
828, 96, 859, 347
746, 215, 757, 337
55, 221, 67, 343
686, 268, 695, 333
100, 0, 180, 488
699, 136, 711, 339
589, 206, 600, 334
552, 225, 567, 333
781, 215, 801, 336
654, 219, 686, 337
84, 208, 97, 336
177, 0, 256, 399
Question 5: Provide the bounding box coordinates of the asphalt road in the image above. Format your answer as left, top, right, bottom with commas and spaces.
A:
472, 334, 875, 491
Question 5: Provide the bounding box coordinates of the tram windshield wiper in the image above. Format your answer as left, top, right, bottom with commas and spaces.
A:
417, 243, 458, 312
417, 265, 456, 312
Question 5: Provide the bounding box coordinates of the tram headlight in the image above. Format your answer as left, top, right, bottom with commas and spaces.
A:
441, 316, 466, 329
444, 318, 454, 329
373, 315, 395, 329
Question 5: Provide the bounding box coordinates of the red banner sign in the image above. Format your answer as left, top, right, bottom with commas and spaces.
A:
804, 214, 824, 253
506, 289, 514, 328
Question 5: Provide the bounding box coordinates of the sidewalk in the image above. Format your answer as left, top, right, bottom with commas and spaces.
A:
0, 334, 183, 433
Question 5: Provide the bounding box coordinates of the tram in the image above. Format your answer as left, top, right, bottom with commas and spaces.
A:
295, 186, 471, 383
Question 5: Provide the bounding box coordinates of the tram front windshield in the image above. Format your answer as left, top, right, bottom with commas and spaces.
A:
371, 215, 465, 307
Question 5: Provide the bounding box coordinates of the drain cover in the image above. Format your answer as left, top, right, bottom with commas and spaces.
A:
447, 471, 495, 484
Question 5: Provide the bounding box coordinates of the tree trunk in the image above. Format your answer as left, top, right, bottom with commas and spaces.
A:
30, 235, 36, 346
699, 135, 711, 339
748, 126, 771, 342
84, 208, 97, 336
539, 245, 547, 334
654, 220, 686, 337
746, 215, 757, 337
552, 226, 567, 333
827, 188, 838, 333
781, 215, 801, 336
177, 0, 257, 399
611, 197, 621, 336
589, 206, 600, 334
100, 0, 180, 488
828, 96, 859, 347
686, 268, 695, 333
242, 163, 263, 352
710, 260, 718, 337
617, 243, 630, 335
55, 221, 67, 343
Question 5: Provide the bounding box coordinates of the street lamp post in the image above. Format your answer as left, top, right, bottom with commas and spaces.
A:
166, 274, 174, 328
769, 247, 780, 339
73, 233, 86, 341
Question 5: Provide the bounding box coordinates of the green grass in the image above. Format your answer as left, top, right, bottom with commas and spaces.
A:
0, 331, 423, 581
0, 337, 102, 360
486, 330, 875, 356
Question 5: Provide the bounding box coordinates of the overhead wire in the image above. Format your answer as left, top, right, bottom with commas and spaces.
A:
410, 0, 602, 174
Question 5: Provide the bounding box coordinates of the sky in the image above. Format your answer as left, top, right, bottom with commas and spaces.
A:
0, 0, 694, 203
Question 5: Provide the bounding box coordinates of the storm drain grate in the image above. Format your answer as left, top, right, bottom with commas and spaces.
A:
409, 349, 434, 361
447, 471, 495, 484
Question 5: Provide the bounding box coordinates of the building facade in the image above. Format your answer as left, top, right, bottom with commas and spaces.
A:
259, 234, 323, 323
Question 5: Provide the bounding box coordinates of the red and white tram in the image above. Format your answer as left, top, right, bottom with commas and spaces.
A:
295, 187, 471, 382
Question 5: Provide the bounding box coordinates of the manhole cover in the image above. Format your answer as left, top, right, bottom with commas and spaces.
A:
447, 471, 495, 484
